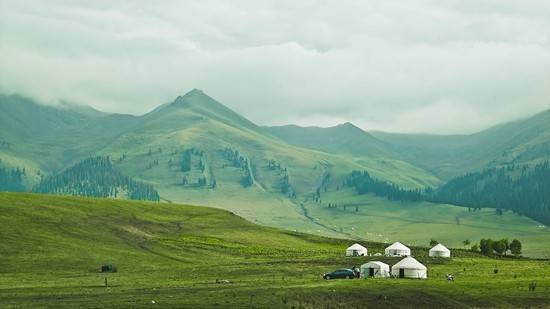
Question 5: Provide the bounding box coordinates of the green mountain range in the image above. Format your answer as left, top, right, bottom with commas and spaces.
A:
371, 110, 550, 180
1, 90, 549, 257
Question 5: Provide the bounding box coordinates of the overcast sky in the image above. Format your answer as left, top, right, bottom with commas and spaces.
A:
1, 1, 549, 134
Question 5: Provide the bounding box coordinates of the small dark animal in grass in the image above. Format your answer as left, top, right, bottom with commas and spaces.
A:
529, 281, 537, 291
100, 264, 117, 273
216, 279, 230, 284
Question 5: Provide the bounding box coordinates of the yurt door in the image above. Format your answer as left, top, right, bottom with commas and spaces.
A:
369, 268, 374, 277
399, 269, 405, 278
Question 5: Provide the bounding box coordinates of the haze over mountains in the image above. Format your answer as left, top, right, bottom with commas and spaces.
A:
1, 89, 550, 256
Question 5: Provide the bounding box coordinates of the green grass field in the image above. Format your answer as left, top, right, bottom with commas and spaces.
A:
305, 189, 550, 258
1, 192, 548, 308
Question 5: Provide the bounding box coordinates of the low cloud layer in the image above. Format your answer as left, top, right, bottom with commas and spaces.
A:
1, 1, 549, 133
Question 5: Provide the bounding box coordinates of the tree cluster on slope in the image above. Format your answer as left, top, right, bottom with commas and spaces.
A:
180, 148, 204, 172
221, 148, 247, 169
33, 156, 159, 201
221, 148, 253, 187
345, 170, 423, 202
179, 148, 212, 188
431, 162, 550, 225
267, 159, 294, 197
0, 164, 25, 192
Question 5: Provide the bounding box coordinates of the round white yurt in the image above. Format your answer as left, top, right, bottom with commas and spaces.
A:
391, 256, 427, 279
384, 242, 411, 257
346, 243, 368, 256
429, 244, 451, 258
360, 261, 390, 278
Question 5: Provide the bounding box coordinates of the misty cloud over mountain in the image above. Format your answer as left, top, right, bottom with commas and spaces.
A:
1, 1, 549, 133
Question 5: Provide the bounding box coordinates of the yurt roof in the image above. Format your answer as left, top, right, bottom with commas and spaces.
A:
392, 256, 427, 270
430, 243, 450, 252
361, 261, 389, 268
347, 243, 367, 250
386, 242, 410, 251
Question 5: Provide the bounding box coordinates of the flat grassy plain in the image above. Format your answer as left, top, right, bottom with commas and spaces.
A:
0, 192, 549, 308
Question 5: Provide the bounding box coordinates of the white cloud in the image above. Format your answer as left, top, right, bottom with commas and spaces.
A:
1, 0, 549, 133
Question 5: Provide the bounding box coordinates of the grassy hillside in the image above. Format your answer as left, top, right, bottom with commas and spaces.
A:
86, 90, 440, 233
0, 91, 439, 192
0, 193, 549, 308
429, 161, 550, 225
372, 109, 550, 180
0, 91, 443, 242
103, 90, 439, 190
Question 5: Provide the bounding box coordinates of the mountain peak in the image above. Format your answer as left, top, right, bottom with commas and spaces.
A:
148, 89, 261, 132
335, 122, 365, 133
173, 88, 209, 104
58, 100, 106, 118
339, 122, 358, 128
184, 88, 205, 97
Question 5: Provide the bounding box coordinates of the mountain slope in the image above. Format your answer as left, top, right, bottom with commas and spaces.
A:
0, 94, 139, 175
92, 90, 440, 232
96, 89, 440, 194
265, 122, 398, 159
0, 90, 441, 239
372, 109, 550, 180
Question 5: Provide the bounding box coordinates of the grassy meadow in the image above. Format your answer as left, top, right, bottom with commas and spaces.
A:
305, 188, 550, 258
0, 192, 549, 308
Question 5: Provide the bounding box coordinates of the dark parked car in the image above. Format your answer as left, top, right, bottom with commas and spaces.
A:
323, 269, 356, 280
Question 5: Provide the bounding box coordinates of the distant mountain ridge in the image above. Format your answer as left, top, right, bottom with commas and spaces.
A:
2, 90, 549, 192
265, 122, 397, 159
0, 90, 439, 234
372, 109, 550, 180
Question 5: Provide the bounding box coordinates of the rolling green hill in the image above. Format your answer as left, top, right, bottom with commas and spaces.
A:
372, 109, 550, 180
1, 193, 549, 308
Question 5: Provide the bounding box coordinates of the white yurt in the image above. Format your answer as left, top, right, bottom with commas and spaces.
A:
391, 256, 427, 279
346, 243, 368, 256
360, 261, 390, 278
385, 242, 411, 257
429, 244, 451, 258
